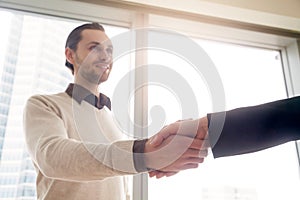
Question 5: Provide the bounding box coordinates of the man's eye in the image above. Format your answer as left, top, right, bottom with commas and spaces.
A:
89, 46, 97, 50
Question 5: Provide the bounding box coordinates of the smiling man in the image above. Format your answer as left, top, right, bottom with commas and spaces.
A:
66, 26, 113, 86
23, 23, 208, 200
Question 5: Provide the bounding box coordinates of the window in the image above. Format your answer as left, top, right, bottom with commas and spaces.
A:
148, 38, 300, 200
0, 1, 300, 200
0, 9, 132, 200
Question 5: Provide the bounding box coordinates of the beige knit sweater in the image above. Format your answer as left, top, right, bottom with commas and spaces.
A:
23, 92, 138, 200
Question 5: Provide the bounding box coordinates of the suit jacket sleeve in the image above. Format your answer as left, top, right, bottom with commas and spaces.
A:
208, 96, 300, 158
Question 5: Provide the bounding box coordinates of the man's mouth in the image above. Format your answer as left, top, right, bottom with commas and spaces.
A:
100, 65, 109, 69
95, 63, 110, 69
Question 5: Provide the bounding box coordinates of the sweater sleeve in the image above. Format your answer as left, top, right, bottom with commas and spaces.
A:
23, 95, 139, 181
208, 96, 300, 158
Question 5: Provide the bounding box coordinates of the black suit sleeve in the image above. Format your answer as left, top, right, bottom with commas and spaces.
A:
208, 96, 300, 158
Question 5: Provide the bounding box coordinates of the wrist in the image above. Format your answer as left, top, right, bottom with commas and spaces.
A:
200, 116, 208, 132
132, 139, 149, 172
144, 139, 155, 170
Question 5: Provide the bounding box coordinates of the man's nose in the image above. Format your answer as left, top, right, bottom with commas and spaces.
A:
99, 50, 111, 62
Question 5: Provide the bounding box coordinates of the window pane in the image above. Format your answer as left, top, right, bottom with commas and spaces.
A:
0, 9, 132, 200
148, 38, 300, 200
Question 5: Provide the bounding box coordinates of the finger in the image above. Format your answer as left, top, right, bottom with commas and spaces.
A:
149, 170, 165, 178
149, 123, 179, 147
202, 139, 211, 149
196, 117, 208, 139
180, 149, 207, 161
150, 119, 201, 147
190, 139, 210, 150
155, 172, 167, 179
148, 135, 163, 147
177, 120, 199, 138
165, 172, 178, 177
168, 135, 203, 151
183, 149, 208, 158
169, 157, 203, 172
180, 163, 199, 170
183, 148, 203, 158
149, 170, 173, 178
182, 157, 204, 164
148, 171, 157, 178
198, 149, 208, 158
196, 129, 208, 139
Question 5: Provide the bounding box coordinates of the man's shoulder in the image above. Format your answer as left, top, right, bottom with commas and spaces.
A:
28, 92, 68, 100
26, 92, 71, 108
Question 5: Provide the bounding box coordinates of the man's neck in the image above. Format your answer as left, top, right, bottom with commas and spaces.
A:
74, 78, 99, 97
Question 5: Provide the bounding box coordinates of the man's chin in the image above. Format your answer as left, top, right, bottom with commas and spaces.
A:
98, 75, 109, 84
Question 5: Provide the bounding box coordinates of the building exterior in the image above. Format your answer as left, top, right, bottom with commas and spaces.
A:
0, 11, 76, 199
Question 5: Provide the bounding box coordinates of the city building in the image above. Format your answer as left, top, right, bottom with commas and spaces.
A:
0, 11, 75, 199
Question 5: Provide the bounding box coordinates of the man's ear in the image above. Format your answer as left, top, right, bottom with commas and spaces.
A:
65, 47, 75, 65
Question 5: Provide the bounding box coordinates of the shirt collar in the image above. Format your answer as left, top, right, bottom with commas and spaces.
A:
65, 83, 111, 110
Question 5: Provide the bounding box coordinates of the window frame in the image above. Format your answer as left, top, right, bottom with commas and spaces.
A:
1, 0, 300, 199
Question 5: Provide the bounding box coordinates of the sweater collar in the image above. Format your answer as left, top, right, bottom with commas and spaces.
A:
65, 83, 111, 110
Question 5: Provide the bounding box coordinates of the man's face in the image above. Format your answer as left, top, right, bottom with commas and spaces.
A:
73, 29, 113, 84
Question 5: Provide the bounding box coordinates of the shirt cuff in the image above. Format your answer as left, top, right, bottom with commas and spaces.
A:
133, 139, 149, 172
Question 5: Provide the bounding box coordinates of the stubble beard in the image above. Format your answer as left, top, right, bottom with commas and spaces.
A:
75, 56, 106, 85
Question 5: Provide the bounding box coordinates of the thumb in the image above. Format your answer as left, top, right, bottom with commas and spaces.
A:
148, 134, 163, 147
149, 122, 179, 147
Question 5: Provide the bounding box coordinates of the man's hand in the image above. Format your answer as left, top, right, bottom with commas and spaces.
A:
149, 117, 208, 147
146, 117, 209, 178
144, 135, 207, 171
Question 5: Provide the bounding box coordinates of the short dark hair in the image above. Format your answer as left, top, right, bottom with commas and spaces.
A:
65, 22, 105, 74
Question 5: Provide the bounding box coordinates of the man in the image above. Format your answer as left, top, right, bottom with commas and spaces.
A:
23, 23, 208, 200
149, 96, 300, 178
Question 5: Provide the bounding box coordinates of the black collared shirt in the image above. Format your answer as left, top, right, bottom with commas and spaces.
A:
65, 83, 111, 110
65, 83, 148, 172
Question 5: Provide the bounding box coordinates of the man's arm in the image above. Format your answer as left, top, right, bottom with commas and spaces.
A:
209, 96, 300, 158
24, 96, 138, 181
148, 96, 300, 178
24, 96, 207, 181
151, 96, 300, 158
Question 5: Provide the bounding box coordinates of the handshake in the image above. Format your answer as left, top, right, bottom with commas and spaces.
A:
143, 116, 209, 178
